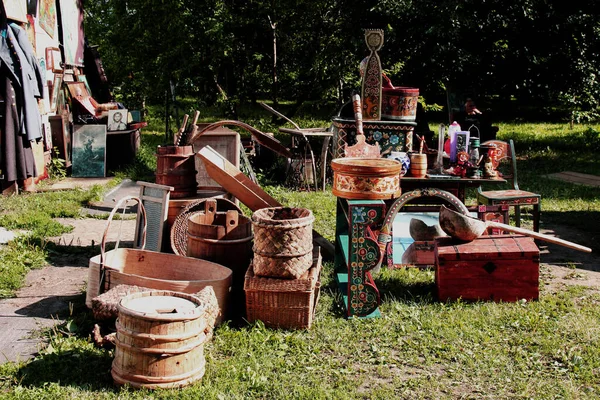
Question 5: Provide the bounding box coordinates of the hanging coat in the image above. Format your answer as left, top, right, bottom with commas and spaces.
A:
0, 24, 43, 141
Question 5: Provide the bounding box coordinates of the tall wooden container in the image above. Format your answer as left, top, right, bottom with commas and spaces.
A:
155, 145, 197, 198
112, 290, 209, 389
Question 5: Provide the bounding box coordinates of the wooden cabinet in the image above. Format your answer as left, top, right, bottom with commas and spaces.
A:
49, 114, 72, 167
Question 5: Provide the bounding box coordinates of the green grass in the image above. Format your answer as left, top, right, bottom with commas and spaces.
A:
1, 110, 600, 398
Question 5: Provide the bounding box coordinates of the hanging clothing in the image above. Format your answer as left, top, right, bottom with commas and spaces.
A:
0, 21, 38, 182
1, 69, 37, 181
2, 23, 43, 141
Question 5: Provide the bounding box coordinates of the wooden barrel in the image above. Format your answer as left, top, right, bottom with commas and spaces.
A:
186, 210, 253, 293
409, 153, 427, 178
112, 290, 208, 389
155, 145, 197, 198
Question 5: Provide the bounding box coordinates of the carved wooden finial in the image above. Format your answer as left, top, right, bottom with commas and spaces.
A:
364, 29, 384, 52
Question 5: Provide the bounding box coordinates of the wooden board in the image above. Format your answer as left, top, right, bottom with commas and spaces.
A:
191, 127, 240, 190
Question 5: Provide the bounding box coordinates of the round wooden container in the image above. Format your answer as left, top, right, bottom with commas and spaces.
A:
331, 158, 402, 199
112, 290, 208, 389
186, 211, 253, 293
409, 154, 427, 178
381, 87, 419, 121
155, 145, 197, 198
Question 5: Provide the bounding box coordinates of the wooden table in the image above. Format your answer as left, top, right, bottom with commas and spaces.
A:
279, 127, 333, 191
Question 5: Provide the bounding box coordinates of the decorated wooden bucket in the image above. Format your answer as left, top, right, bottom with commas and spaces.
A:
331, 158, 402, 200
381, 87, 419, 121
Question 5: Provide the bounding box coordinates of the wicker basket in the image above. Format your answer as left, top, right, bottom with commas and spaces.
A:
244, 247, 321, 330
251, 207, 314, 279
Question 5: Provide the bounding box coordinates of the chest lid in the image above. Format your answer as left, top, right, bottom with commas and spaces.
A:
436, 235, 539, 262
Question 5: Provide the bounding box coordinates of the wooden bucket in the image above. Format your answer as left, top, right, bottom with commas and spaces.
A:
186, 208, 253, 292
112, 290, 208, 389
166, 190, 230, 234
155, 145, 197, 198
409, 153, 427, 178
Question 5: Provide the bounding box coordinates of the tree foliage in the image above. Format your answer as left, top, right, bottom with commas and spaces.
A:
84, 0, 600, 115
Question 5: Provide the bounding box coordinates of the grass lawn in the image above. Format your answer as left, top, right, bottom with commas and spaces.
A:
0, 108, 599, 398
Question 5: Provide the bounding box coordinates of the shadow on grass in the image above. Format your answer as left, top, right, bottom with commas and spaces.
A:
538, 211, 600, 272
16, 346, 115, 390
374, 267, 437, 305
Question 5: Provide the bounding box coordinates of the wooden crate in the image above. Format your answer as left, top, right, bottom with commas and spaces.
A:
191, 126, 240, 190
244, 248, 321, 329
435, 235, 539, 302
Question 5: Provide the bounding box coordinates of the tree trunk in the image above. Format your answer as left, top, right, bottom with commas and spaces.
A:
268, 15, 278, 108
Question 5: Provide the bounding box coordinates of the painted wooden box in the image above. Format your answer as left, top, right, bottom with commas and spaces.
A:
435, 235, 539, 302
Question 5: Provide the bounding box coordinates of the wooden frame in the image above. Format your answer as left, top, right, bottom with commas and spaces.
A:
45, 47, 62, 73
49, 74, 62, 112
135, 181, 174, 252
191, 127, 240, 190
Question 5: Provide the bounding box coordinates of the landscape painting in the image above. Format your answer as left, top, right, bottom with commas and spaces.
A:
72, 125, 106, 177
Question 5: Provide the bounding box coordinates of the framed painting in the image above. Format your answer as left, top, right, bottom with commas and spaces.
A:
49, 74, 63, 112
39, 0, 56, 38
4, 0, 27, 23
72, 125, 106, 177
77, 74, 91, 95
45, 47, 62, 72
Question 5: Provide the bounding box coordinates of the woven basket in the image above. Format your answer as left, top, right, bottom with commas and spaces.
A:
92, 284, 152, 321
251, 207, 314, 278
244, 247, 321, 329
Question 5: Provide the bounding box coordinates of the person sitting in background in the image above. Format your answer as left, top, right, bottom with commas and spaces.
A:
454, 98, 498, 143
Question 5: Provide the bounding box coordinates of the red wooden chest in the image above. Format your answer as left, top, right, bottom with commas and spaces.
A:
435, 235, 540, 302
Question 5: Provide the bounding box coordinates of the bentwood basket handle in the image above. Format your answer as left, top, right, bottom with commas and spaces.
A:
98, 196, 146, 296
99, 196, 147, 272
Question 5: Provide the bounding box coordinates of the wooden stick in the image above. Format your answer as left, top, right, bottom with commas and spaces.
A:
174, 114, 189, 145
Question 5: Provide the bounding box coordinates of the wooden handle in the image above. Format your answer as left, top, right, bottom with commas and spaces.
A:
204, 199, 217, 225
191, 110, 200, 127
175, 114, 190, 145
225, 210, 239, 234
486, 221, 592, 253
352, 94, 364, 136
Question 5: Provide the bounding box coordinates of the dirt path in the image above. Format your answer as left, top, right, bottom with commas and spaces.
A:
0, 218, 136, 364
0, 215, 598, 364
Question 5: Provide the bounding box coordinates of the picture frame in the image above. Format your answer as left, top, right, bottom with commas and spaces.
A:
45, 47, 62, 72
77, 74, 92, 95
107, 109, 128, 132
66, 81, 88, 99
455, 131, 470, 156
49, 74, 63, 112
72, 125, 107, 177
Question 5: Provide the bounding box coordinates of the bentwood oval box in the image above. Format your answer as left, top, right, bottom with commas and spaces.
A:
435, 235, 540, 302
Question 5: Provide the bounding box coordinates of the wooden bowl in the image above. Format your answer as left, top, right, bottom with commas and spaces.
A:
331, 158, 402, 199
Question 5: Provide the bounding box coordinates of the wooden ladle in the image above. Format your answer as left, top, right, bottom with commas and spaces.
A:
438, 205, 592, 253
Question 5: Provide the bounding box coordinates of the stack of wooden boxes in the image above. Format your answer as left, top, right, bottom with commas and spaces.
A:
244, 207, 321, 329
